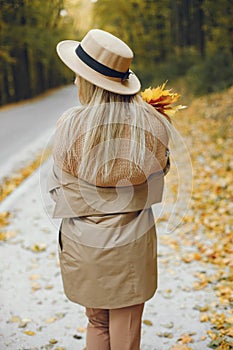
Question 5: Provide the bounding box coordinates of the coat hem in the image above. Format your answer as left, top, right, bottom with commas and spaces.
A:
63, 286, 157, 310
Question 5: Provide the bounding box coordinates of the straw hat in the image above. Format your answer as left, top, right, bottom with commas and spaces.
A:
56, 29, 141, 95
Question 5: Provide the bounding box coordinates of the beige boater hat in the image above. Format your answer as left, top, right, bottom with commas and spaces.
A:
56, 29, 141, 95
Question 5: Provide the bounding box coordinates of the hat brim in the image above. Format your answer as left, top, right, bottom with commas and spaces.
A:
56, 40, 141, 95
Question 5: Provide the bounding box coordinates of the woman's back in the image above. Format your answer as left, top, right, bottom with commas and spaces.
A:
53, 81, 169, 186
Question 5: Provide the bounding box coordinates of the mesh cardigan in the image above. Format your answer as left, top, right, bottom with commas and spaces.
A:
53, 108, 170, 187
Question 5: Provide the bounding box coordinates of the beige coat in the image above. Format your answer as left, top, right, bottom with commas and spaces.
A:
48, 162, 169, 309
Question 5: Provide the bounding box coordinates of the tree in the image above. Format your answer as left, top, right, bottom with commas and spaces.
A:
92, 0, 171, 84
0, 0, 73, 105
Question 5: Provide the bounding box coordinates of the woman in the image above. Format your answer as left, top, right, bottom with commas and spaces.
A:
48, 29, 170, 350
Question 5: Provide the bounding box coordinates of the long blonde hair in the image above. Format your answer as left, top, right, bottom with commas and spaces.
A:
54, 76, 170, 185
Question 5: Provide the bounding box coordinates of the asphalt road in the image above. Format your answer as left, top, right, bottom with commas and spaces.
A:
0, 85, 78, 180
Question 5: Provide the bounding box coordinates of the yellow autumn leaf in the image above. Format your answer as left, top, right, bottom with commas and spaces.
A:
207, 330, 217, 340
141, 81, 186, 118
141, 87, 153, 102
169, 345, 193, 350
194, 305, 209, 312
182, 252, 202, 263
45, 317, 57, 324
0, 212, 10, 227
178, 333, 194, 344
193, 281, 208, 290
164, 104, 187, 118
143, 319, 153, 326
31, 282, 42, 292
77, 327, 87, 333
0, 230, 17, 241
200, 335, 207, 341
45, 284, 53, 290
225, 326, 233, 337
0, 232, 7, 241
8, 316, 21, 323
226, 316, 233, 324
157, 332, 173, 338
200, 313, 209, 322
23, 330, 36, 336
30, 243, 46, 252
29, 274, 41, 280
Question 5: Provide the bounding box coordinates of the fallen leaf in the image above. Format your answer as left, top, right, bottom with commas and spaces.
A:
49, 339, 58, 344
193, 305, 209, 312
30, 243, 46, 252
207, 330, 218, 340
157, 332, 173, 338
178, 333, 194, 344
45, 317, 57, 324
200, 314, 209, 322
208, 337, 225, 348
8, 316, 21, 323
193, 280, 208, 290
45, 285, 54, 290
0, 231, 17, 241
162, 289, 173, 298
77, 327, 86, 333
0, 232, 6, 241
200, 335, 207, 341
225, 326, 233, 337
226, 316, 233, 324
182, 252, 202, 263
18, 319, 31, 328
160, 321, 174, 329
143, 319, 153, 326
169, 345, 193, 350
31, 282, 42, 292
29, 274, 41, 280
0, 212, 10, 227
23, 330, 36, 336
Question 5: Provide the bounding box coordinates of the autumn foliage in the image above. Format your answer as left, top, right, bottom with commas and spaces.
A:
170, 86, 233, 348
141, 82, 186, 118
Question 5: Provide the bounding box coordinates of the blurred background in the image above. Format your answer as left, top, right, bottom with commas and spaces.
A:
0, 4, 232, 349
0, 0, 232, 106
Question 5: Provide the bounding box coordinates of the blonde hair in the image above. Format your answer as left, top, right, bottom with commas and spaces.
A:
54, 76, 170, 186
78, 75, 134, 104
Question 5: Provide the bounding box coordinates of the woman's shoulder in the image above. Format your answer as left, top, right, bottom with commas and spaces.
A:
56, 105, 84, 128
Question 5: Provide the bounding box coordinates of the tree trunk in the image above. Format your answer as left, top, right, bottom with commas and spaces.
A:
195, 0, 205, 57
11, 45, 31, 101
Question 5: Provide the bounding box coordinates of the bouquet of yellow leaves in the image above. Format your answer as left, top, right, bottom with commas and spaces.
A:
141, 81, 186, 121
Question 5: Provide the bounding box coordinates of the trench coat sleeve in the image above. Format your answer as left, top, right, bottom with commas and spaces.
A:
47, 166, 60, 203
47, 162, 168, 219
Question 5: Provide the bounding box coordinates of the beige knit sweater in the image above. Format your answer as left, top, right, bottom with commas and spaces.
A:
53, 110, 169, 187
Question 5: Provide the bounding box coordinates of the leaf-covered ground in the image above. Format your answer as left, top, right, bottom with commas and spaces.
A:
158, 86, 233, 349
0, 148, 51, 204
